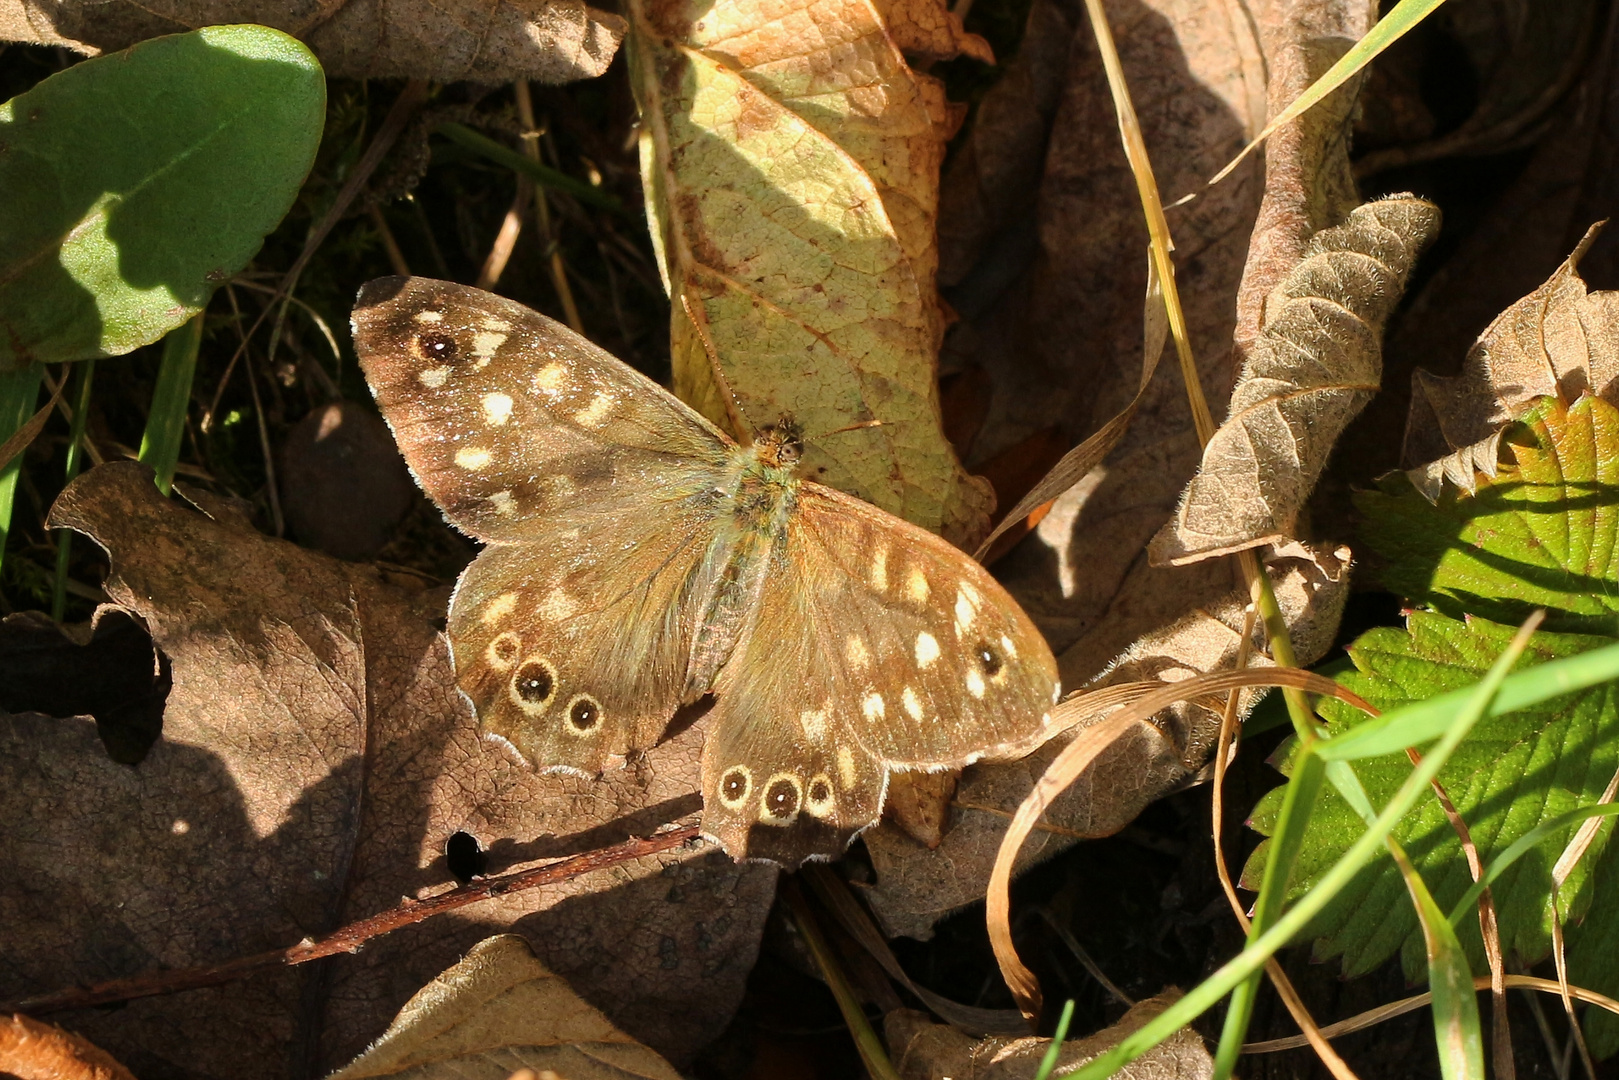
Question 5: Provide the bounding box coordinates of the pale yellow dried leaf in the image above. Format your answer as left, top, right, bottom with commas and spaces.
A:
885, 992, 1212, 1079
2, 0, 624, 82
629, 0, 993, 543
1404, 224, 1619, 496
329, 935, 683, 1080
1152, 195, 1440, 564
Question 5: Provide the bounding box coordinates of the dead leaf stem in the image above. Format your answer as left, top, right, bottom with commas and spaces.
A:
5, 825, 700, 1016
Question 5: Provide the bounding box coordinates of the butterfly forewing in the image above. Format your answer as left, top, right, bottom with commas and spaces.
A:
354, 277, 735, 775
700, 483, 1060, 859
353, 277, 733, 541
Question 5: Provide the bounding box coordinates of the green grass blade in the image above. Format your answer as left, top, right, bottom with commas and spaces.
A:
1317, 638, 1619, 761
1389, 840, 1486, 1080
1214, 750, 1326, 1077
0, 364, 44, 584
1446, 804, 1619, 927
138, 314, 202, 496
435, 122, 625, 214
52, 358, 95, 620
1032, 999, 1076, 1080
1068, 616, 1542, 1079
1203, 0, 1450, 189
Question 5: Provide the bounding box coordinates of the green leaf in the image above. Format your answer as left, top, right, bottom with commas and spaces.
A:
1244, 612, 1619, 985
1359, 395, 1619, 635
0, 25, 325, 369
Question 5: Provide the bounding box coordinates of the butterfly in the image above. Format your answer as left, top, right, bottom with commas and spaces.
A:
352, 276, 1061, 864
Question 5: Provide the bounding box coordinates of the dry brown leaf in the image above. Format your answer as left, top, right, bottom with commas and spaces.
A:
328, 935, 683, 1080
858, 542, 1348, 938
0, 462, 773, 1079
0, 1013, 137, 1080
1151, 195, 1440, 564
628, 0, 995, 545
1404, 225, 1619, 497
884, 992, 1211, 1080
1, 0, 624, 82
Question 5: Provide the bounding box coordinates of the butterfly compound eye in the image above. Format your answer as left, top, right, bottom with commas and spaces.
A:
415, 331, 459, 363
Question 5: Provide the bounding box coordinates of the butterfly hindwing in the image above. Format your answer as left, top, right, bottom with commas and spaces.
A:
699, 483, 1060, 858
352, 276, 733, 541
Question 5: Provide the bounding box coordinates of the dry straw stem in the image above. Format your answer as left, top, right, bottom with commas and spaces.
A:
986, 667, 1369, 1024
5, 825, 700, 1015
1243, 976, 1619, 1055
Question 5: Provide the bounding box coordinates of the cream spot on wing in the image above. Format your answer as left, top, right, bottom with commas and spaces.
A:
1000, 633, 1018, 659
800, 708, 828, 739
480, 316, 512, 333
907, 565, 929, 604
966, 668, 987, 699
482, 391, 514, 426
862, 692, 885, 721
869, 543, 889, 592
914, 631, 941, 668
454, 445, 492, 471
1042, 712, 1053, 726
573, 391, 613, 428
471, 331, 508, 359
540, 474, 576, 500
482, 591, 520, 625
533, 363, 567, 395
540, 587, 577, 621
902, 685, 923, 721
959, 581, 982, 606
954, 588, 977, 637
413, 310, 444, 324
837, 747, 857, 789
845, 634, 870, 670
487, 489, 517, 516
418, 366, 451, 389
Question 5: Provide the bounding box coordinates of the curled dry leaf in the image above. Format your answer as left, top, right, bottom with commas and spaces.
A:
628, 0, 994, 545
329, 935, 683, 1080
1404, 224, 1619, 498
1152, 195, 1442, 564
885, 992, 1212, 1080
0, 463, 773, 1078
1, 0, 624, 83
859, 542, 1349, 938
0, 1013, 137, 1080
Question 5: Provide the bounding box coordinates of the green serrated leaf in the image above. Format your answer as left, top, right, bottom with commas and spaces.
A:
1360, 395, 1619, 634
1244, 611, 1619, 986
0, 25, 325, 368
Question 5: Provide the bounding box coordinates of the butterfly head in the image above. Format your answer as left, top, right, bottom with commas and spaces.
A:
751, 416, 804, 470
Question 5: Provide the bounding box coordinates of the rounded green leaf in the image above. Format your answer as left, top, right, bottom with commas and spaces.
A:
0, 25, 326, 368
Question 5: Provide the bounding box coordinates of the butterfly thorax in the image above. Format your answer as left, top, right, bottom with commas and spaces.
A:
681, 434, 803, 699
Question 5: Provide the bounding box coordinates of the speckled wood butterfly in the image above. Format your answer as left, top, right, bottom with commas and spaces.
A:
353, 277, 1060, 864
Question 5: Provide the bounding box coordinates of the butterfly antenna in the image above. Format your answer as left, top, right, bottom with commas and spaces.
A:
813, 418, 887, 441
677, 291, 750, 440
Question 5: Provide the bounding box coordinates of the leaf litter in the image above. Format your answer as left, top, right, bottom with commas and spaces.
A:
0, 463, 774, 1078
9, 0, 1619, 1073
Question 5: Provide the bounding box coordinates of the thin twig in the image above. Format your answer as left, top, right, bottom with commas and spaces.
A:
7, 825, 701, 1015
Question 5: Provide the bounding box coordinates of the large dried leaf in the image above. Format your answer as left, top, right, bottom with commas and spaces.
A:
885, 992, 1211, 1079
1151, 195, 1441, 564
858, 0, 1366, 938
329, 935, 683, 1080
0, 1014, 137, 1080
1404, 226, 1619, 495
0, 463, 774, 1080
627, 0, 993, 544
2, 0, 624, 83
